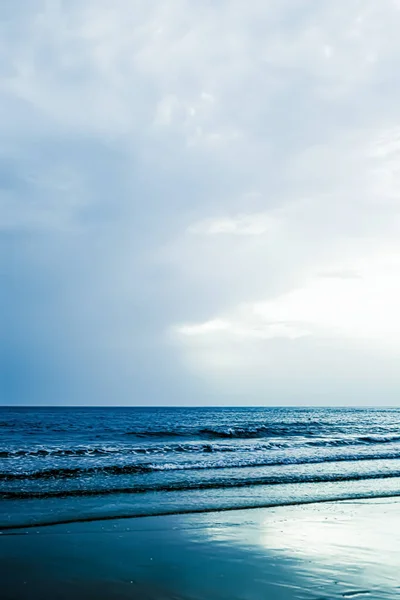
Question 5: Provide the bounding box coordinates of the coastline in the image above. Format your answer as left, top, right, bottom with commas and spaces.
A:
1, 497, 400, 600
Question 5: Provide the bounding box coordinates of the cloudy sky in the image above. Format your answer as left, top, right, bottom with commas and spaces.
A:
2, 0, 400, 406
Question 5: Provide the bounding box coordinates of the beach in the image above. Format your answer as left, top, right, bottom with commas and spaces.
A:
1, 498, 400, 600
2, 407, 400, 598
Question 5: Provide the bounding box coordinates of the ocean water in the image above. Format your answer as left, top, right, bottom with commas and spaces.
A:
1, 406, 400, 529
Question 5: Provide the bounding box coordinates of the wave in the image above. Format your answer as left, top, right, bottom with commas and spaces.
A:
0, 445, 223, 458
122, 422, 326, 439
2, 434, 400, 459
0, 448, 126, 458
306, 434, 400, 447
3, 469, 400, 500
0, 464, 155, 480
3, 450, 400, 481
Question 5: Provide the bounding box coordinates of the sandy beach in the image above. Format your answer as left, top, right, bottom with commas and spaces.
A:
1, 498, 399, 600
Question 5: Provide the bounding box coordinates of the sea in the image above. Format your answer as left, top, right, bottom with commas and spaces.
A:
1, 406, 400, 530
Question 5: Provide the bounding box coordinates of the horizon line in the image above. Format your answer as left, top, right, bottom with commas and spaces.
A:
1, 405, 399, 409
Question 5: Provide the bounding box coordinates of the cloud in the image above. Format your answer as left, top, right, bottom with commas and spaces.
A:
175, 252, 400, 346
2, 0, 400, 404
187, 208, 278, 236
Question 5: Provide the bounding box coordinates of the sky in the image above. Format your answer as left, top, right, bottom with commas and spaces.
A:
2, 0, 400, 406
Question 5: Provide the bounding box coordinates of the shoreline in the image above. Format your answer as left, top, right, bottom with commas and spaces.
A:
1, 497, 400, 599
2, 487, 400, 532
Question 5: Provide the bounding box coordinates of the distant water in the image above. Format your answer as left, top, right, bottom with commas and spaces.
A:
1, 407, 400, 529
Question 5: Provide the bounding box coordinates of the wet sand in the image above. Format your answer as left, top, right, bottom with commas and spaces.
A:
1, 498, 400, 599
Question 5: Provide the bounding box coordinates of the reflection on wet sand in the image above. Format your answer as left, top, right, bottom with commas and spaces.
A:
1, 499, 399, 599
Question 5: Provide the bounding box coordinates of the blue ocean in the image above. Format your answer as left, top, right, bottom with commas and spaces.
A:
1, 407, 400, 530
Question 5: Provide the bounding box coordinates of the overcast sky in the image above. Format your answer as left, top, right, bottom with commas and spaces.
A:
2, 0, 400, 406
